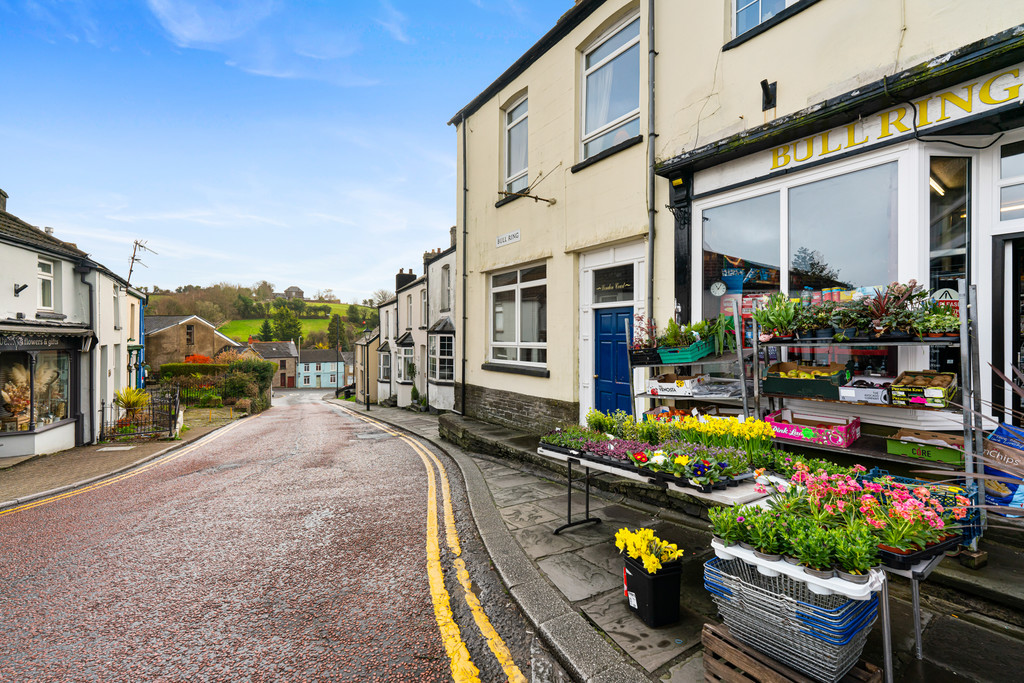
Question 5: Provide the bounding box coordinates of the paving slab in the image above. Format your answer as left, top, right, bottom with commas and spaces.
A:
922, 613, 1024, 682
588, 503, 660, 529
580, 589, 706, 673
661, 652, 705, 682
532, 491, 615, 516
486, 471, 547, 490
498, 501, 561, 529
576, 542, 624, 575
537, 552, 622, 602
491, 481, 566, 506
513, 522, 584, 560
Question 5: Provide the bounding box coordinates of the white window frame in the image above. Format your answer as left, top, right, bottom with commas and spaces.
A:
330, 374, 336, 384
420, 290, 427, 326
378, 353, 391, 381
303, 375, 311, 386
316, 362, 321, 371
407, 295, 412, 329
581, 13, 641, 161
733, 0, 799, 39
38, 259, 54, 310
489, 263, 547, 366
441, 265, 451, 310
504, 95, 528, 193
304, 363, 310, 372
395, 347, 414, 382
384, 311, 390, 339
429, 334, 455, 381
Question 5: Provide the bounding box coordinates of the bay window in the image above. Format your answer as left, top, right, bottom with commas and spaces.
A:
378, 353, 391, 381
395, 347, 414, 382
429, 335, 454, 382
582, 15, 640, 160
491, 263, 546, 365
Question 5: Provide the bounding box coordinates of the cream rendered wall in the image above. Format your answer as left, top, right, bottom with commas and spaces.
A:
457, 0, 658, 407
654, 0, 1024, 164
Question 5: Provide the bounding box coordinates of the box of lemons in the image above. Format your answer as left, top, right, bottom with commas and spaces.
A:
762, 361, 853, 400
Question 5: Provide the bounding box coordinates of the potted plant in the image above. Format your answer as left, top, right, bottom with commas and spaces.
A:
708, 506, 745, 547
658, 319, 714, 362
753, 292, 798, 340
791, 525, 835, 579
747, 511, 784, 561
831, 300, 867, 340
863, 280, 926, 337
615, 527, 684, 627
684, 458, 722, 492
629, 314, 661, 365
831, 522, 879, 584
797, 301, 836, 339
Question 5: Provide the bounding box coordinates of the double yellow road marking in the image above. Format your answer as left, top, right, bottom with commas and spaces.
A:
335, 405, 525, 683
0, 418, 251, 518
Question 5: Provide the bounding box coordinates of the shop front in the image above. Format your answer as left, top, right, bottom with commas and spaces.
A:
0, 327, 88, 459
661, 57, 1024, 429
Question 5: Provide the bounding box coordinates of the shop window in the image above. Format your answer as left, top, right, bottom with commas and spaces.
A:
505, 96, 529, 193
1, 351, 71, 432
490, 263, 547, 365
582, 15, 640, 160
38, 260, 54, 310
702, 192, 781, 319
378, 353, 391, 381
593, 264, 634, 304
999, 140, 1024, 221
788, 162, 898, 292
429, 334, 454, 381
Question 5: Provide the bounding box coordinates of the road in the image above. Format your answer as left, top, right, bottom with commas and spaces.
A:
0, 391, 547, 682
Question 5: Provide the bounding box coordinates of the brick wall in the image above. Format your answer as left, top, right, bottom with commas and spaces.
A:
455, 382, 577, 432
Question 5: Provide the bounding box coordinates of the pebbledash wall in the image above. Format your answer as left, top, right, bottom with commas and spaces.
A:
449, 0, 1024, 432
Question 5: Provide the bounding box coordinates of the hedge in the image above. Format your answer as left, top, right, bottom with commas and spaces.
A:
160, 363, 230, 378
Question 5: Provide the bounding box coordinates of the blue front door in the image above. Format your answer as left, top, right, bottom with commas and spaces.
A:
595, 307, 633, 415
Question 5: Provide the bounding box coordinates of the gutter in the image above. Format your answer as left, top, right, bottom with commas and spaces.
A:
460, 114, 468, 416
647, 0, 656, 318
74, 264, 95, 446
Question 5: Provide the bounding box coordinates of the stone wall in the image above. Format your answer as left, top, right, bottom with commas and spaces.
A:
455, 382, 577, 433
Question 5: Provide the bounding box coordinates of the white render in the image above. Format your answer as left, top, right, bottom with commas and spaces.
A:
426, 247, 457, 412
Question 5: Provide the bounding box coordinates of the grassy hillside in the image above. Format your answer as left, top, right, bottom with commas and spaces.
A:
218, 307, 376, 344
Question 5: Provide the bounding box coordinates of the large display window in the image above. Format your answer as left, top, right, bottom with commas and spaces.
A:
0, 350, 71, 432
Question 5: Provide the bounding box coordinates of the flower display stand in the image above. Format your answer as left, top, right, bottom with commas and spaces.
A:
623, 554, 681, 627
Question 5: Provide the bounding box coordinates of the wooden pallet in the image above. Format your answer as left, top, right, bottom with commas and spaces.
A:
702, 622, 881, 683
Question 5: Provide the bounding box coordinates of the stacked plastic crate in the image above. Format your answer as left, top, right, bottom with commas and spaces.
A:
704, 557, 878, 683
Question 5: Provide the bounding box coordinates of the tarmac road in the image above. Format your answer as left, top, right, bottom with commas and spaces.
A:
0, 390, 537, 682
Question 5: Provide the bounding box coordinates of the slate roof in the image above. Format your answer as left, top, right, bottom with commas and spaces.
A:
0, 209, 89, 260
427, 317, 456, 334
297, 349, 343, 363
144, 315, 194, 335
341, 351, 354, 366
355, 328, 380, 345
378, 341, 391, 353
395, 331, 415, 347
250, 341, 298, 358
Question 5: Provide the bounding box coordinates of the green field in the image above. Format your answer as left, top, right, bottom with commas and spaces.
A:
218, 304, 376, 344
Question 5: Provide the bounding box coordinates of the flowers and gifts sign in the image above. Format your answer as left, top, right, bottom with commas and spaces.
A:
0, 333, 67, 351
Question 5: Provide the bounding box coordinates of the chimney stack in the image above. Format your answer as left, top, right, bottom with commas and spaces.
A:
396, 267, 416, 291
0, 188, 7, 212
450, 225, 456, 247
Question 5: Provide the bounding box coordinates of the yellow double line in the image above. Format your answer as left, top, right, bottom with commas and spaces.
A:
335, 405, 525, 683
0, 418, 250, 518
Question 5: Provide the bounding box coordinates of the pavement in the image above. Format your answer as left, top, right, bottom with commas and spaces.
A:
4, 396, 1024, 682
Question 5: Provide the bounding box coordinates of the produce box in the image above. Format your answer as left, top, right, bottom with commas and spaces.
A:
839, 376, 897, 405
889, 370, 957, 408
765, 409, 861, 448
647, 373, 708, 396
884, 428, 963, 465
761, 361, 851, 400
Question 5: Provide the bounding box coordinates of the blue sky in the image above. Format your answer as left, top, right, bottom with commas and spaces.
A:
0, 0, 567, 301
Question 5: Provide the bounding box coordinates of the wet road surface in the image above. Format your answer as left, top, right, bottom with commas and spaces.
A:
0, 391, 540, 682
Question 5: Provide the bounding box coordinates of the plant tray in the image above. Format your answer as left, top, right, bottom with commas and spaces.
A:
658, 339, 714, 363
766, 409, 861, 449
629, 348, 662, 366
876, 534, 962, 570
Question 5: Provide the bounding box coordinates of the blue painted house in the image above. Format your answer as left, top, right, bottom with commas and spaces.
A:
296, 348, 348, 390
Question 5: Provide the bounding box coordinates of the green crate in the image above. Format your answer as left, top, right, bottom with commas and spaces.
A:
885, 437, 963, 465
657, 339, 713, 364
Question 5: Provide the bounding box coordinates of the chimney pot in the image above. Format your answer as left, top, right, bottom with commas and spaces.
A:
44, 227, 54, 236
0, 188, 7, 212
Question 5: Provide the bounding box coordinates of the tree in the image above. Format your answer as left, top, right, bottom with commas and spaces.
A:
371, 289, 394, 307
258, 319, 274, 341
346, 304, 361, 323
253, 280, 275, 300
235, 293, 257, 318
340, 324, 354, 352
305, 330, 328, 348
273, 307, 303, 342
366, 311, 380, 329
327, 314, 344, 349
792, 247, 850, 288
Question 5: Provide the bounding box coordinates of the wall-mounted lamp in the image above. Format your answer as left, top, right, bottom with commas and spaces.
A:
14, 284, 28, 296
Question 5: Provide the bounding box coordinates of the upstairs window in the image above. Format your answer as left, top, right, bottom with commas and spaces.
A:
407, 295, 413, 329
185, 324, 195, 346
505, 96, 529, 193
735, 0, 788, 37
582, 15, 640, 160
421, 290, 428, 326
38, 260, 54, 310
441, 265, 451, 310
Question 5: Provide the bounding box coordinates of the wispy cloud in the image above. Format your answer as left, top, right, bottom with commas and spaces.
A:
376, 0, 411, 44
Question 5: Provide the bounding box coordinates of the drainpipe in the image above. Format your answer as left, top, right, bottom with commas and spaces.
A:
75, 264, 95, 445
647, 0, 657, 318
459, 113, 469, 416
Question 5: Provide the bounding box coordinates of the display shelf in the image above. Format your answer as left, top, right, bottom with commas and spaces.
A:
763, 337, 960, 347
769, 432, 959, 471
635, 393, 745, 404
762, 392, 963, 415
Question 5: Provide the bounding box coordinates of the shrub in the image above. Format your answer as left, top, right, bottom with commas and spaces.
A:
213, 350, 242, 364
161, 363, 229, 378
228, 359, 276, 393
198, 392, 223, 408
184, 354, 213, 364
221, 370, 259, 399
235, 398, 252, 413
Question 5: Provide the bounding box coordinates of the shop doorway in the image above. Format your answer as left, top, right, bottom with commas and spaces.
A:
993, 234, 1024, 426
594, 307, 633, 414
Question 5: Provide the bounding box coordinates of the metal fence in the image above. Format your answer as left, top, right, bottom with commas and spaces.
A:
100, 387, 180, 441
155, 375, 226, 408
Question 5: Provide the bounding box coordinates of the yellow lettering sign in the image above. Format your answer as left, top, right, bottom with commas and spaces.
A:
820, 130, 842, 155
845, 123, 867, 149
980, 70, 1021, 105
771, 145, 791, 170
878, 107, 910, 139
936, 84, 975, 122
914, 97, 934, 127
793, 137, 814, 162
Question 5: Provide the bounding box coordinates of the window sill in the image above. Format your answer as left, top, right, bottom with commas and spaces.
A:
570, 135, 643, 174
35, 311, 67, 321
495, 193, 523, 209
396, 380, 414, 385
428, 379, 455, 386
723, 0, 823, 51
481, 362, 549, 378
419, 326, 428, 330
440, 307, 451, 313
1, 417, 75, 436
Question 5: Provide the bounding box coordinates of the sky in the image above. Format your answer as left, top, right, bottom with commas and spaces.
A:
0, 0, 569, 302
